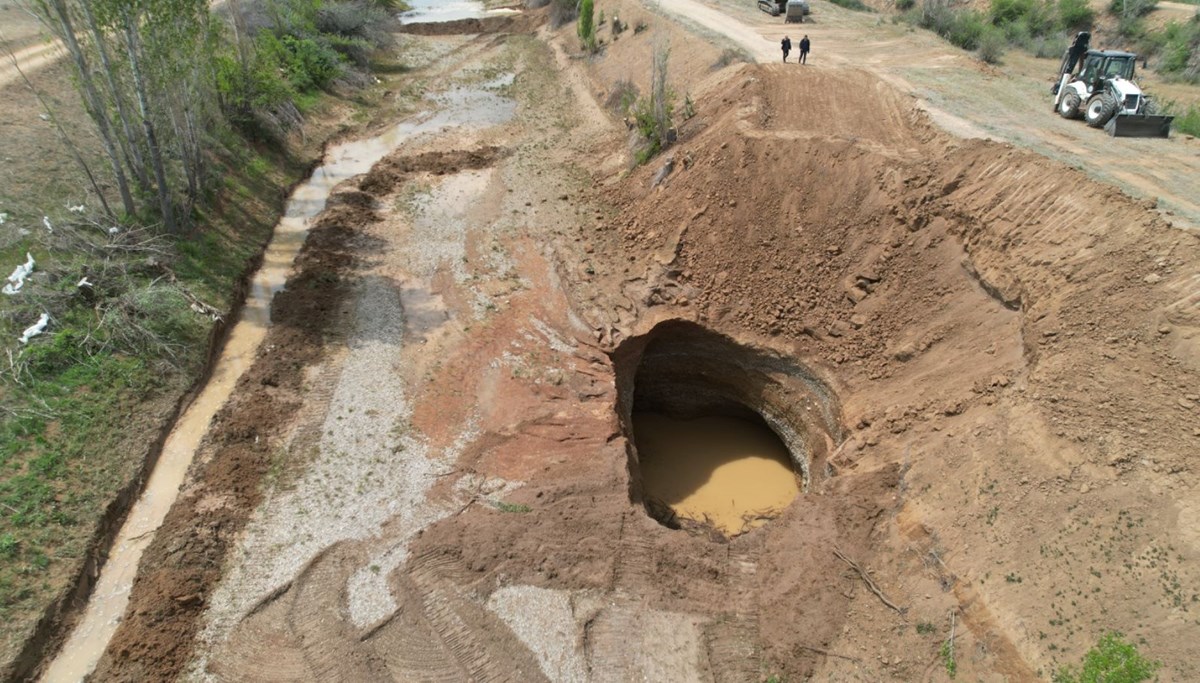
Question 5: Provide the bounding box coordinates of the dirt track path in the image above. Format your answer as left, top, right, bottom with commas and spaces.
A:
655, 0, 1200, 229
0, 39, 63, 90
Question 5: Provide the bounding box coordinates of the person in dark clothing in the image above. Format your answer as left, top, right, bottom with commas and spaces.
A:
781, 36, 792, 63
799, 35, 810, 64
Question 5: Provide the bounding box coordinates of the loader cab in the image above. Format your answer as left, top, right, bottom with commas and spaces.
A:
1078, 50, 1136, 86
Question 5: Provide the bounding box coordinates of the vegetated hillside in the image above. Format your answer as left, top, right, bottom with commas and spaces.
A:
0, 0, 407, 677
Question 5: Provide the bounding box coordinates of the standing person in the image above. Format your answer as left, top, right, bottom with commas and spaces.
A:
781, 36, 792, 63
798, 34, 810, 64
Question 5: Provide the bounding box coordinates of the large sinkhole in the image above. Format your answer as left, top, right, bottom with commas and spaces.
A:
612, 320, 842, 537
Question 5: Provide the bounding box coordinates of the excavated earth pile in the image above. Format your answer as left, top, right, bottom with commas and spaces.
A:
58, 6, 1200, 683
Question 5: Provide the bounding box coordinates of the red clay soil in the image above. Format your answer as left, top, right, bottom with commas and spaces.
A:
81, 17, 1200, 683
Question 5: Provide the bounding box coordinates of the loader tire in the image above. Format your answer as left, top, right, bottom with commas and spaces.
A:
1085, 93, 1118, 128
1058, 91, 1082, 119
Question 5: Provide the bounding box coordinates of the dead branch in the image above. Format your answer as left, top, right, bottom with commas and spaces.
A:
797, 644, 862, 663
834, 546, 907, 615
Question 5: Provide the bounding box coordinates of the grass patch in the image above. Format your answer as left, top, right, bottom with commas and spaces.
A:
1168, 101, 1200, 136
0, 100, 316, 671
494, 501, 532, 513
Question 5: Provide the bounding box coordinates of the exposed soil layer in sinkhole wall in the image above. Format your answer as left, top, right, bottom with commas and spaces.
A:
611, 320, 843, 535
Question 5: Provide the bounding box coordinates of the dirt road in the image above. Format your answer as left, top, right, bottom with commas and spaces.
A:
35, 2, 1200, 682
658, 0, 1200, 229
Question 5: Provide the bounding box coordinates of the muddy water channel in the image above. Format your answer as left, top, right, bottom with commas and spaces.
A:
634, 413, 800, 535
41, 94, 511, 681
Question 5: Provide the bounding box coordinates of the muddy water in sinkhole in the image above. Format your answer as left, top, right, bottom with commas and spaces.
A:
634, 412, 801, 536
41, 85, 516, 682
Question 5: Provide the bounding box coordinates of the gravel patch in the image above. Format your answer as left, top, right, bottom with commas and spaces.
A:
194, 277, 455, 659
486, 586, 588, 683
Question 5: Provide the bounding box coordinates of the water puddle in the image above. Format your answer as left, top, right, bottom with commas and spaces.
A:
634, 412, 800, 536
400, 0, 519, 24
41, 83, 515, 682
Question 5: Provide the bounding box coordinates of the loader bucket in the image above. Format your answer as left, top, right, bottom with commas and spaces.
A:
1105, 114, 1173, 138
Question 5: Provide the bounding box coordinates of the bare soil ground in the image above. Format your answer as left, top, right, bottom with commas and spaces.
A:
19, 1, 1200, 682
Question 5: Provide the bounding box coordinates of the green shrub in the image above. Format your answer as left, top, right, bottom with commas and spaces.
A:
578, 0, 596, 51
915, 1, 991, 50
1155, 17, 1200, 81
1166, 101, 1200, 135
897, 0, 916, 9
1108, 0, 1158, 17
1058, 0, 1095, 29
265, 34, 343, 92
991, 0, 1036, 25
978, 26, 1008, 61
1052, 632, 1159, 683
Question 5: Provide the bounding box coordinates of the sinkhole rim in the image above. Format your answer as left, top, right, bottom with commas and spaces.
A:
610, 319, 843, 537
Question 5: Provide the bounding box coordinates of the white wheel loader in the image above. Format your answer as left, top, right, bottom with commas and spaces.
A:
1052, 32, 1173, 138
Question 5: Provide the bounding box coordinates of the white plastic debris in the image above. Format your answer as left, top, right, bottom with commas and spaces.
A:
107, 226, 120, 235
0, 212, 7, 225
3, 252, 35, 295
68, 204, 85, 213
38, 113, 49, 121
19, 313, 50, 344
77, 277, 93, 289
42, 216, 53, 233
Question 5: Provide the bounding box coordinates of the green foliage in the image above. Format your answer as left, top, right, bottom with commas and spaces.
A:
1167, 101, 1200, 135
913, 0, 1095, 55
578, 0, 596, 51
916, 621, 937, 634
897, 0, 916, 9
631, 45, 676, 165
1108, 0, 1159, 17
991, 0, 1036, 25
978, 25, 1008, 62
260, 33, 343, 92
1058, 0, 1095, 29
495, 501, 532, 513
1156, 17, 1200, 81
940, 640, 958, 679
213, 49, 295, 137
1052, 633, 1159, 683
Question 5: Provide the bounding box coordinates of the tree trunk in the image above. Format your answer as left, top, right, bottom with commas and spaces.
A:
50, 0, 135, 218
121, 6, 176, 233
80, 0, 150, 193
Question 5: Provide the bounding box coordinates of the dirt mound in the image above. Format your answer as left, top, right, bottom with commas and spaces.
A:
555, 57, 1200, 677
360, 145, 507, 194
